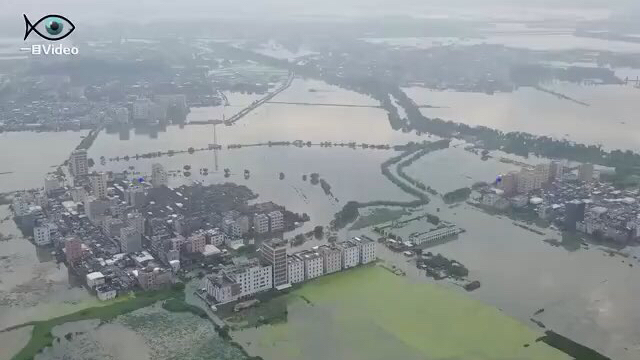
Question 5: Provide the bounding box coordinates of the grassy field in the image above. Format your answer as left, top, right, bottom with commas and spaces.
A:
10, 286, 184, 360
237, 266, 570, 360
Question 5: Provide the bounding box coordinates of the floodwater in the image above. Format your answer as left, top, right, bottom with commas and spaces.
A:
234, 266, 570, 360
36, 305, 247, 360
0, 131, 88, 193
2, 76, 640, 359
404, 83, 640, 152
346, 144, 640, 360
362, 32, 640, 53
0, 205, 96, 330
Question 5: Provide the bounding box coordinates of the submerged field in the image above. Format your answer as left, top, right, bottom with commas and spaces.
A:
234, 265, 570, 360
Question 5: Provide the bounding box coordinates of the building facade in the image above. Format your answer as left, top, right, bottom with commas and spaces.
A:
70, 149, 88, 177
337, 241, 359, 269
260, 238, 288, 287
253, 214, 270, 234
267, 210, 284, 232
287, 256, 305, 284
351, 236, 376, 264
319, 245, 342, 274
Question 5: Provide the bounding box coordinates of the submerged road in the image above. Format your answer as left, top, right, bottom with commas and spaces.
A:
225, 71, 295, 125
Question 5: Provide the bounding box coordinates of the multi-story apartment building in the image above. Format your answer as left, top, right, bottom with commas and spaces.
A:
253, 214, 270, 234
225, 260, 273, 298
351, 236, 376, 264
205, 228, 225, 246
260, 238, 288, 287
151, 163, 168, 188
319, 245, 342, 274
296, 250, 324, 280
267, 210, 284, 232
69, 149, 88, 176
206, 274, 241, 304
90, 172, 108, 199
120, 226, 142, 253
287, 255, 305, 284
336, 240, 359, 269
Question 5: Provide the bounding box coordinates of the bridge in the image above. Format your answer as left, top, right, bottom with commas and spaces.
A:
224, 71, 295, 125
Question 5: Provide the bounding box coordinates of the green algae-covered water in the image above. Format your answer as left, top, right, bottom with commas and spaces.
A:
234, 265, 570, 360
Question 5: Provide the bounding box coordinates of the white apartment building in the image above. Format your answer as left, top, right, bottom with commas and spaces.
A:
267, 210, 284, 232
351, 236, 376, 264
287, 256, 305, 284
296, 251, 324, 280
90, 172, 108, 199
70, 149, 88, 176
206, 274, 241, 304
337, 241, 359, 269
34, 222, 56, 246
225, 260, 273, 298
253, 214, 270, 234
44, 174, 62, 194
319, 245, 342, 274
205, 228, 225, 246
412, 225, 459, 245
151, 163, 168, 188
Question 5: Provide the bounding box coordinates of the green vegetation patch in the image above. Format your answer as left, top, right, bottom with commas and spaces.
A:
349, 207, 410, 230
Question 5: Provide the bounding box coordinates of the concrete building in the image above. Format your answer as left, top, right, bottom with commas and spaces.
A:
127, 212, 145, 236
186, 233, 206, 253
44, 174, 62, 194
287, 256, 305, 284
319, 245, 342, 274
70, 186, 87, 203
533, 163, 550, 189
132, 98, 152, 121
222, 216, 249, 238
578, 163, 595, 182
336, 241, 359, 269
102, 217, 126, 238
69, 149, 88, 177
267, 210, 284, 232
225, 260, 273, 298
550, 160, 564, 181
86, 272, 106, 288
253, 214, 270, 234
296, 250, 324, 280
565, 200, 586, 231
90, 172, 108, 199
205, 228, 225, 246
351, 236, 376, 264
12, 195, 31, 216
137, 267, 173, 290
411, 225, 459, 245
34, 222, 56, 246
260, 238, 288, 288
96, 286, 117, 301
65, 236, 83, 264
517, 168, 537, 194
497, 172, 518, 196
120, 226, 142, 253
126, 186, 147, 208
151, 163, 168, 188
84, 196, 111, 224
206, 274, 241, 304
